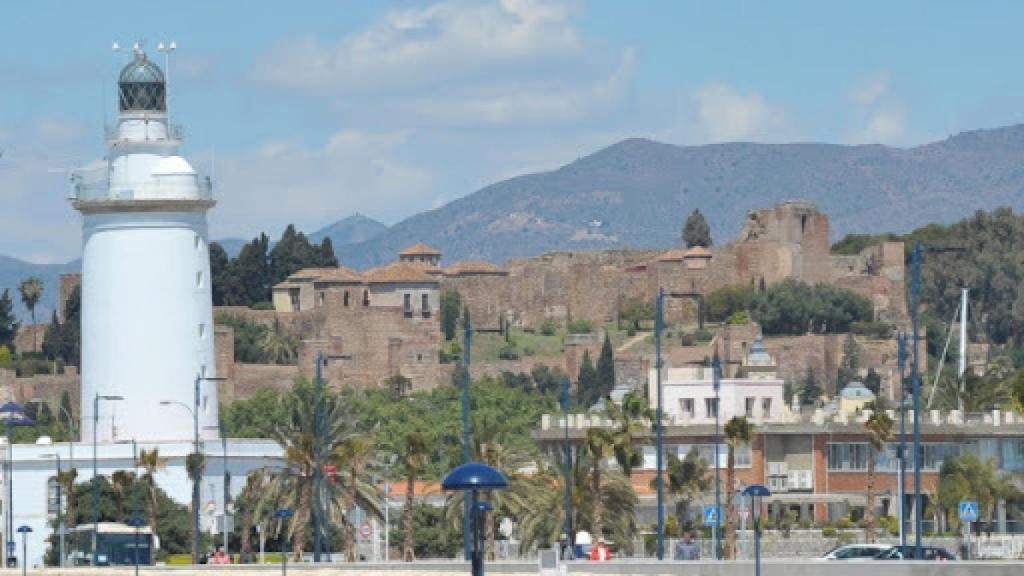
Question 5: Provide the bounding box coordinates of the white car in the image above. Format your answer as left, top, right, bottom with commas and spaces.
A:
820, 544, 893, 560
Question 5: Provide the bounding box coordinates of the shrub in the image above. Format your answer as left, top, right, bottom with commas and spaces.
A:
249, 301, 274, 310
539, 318, 559, 336
836, 517, 854, 529
0, 345, 10, 363
821, 526, 837, 538
498, 342, 520, 360
726, 310, 750, 325
693, 328, 713, 342
439, 340, 462, 363
851, 321, 895, 340
567, 319, 593, 334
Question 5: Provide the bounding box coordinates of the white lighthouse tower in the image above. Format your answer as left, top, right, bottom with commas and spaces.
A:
72, 44, 218, 443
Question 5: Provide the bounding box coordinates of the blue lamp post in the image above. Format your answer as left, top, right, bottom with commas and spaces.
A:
741, 485, 771, 576
274, 508, 293, 576
15, 526, 30, 576
442, 462, 508, 576
559, 377, 573, 558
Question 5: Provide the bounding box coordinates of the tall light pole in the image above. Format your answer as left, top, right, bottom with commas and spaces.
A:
40, 453, 63, 567
909, 242, 923, 557
0, 402, 32, 568
92, 393, 123, 566
712, 352, 722, 560
162, 373, 223, 565
312, 352, 350, 562
654, 288, 665, 560
897, 331, 907, 548
382, 453, 396, 563
560, 377, 573, 558
461, 314, 474, 560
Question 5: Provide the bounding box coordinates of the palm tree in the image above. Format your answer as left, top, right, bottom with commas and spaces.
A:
259, 319, 299, 364
138, 448, 166, 535
723, 416, 753, 559
57, 467, 78, 555
18, 277, 42, 351
266, 379, 354, 559
515, 459, 637, 555
331, 434, 383, 562
605, 392, 653, 477
583, 427, 615, 542
400, 431, 430, 562
234, 470, 270, 561
110, 469, 136, 519
664, 448, 710, 531
864, 399, 894, 543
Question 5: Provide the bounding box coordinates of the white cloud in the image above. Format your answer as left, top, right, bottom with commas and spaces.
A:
258, 0, 583, 92
691, 82, 788, 143
848, 71, 891, 106
209, 130, 432, 240
845, 71, 908, 145
851, 108, 907, 145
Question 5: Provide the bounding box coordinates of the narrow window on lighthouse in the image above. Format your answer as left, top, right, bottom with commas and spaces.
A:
199, 323, 206, 339
194, 235, 201, 250
196, 271, 204, 288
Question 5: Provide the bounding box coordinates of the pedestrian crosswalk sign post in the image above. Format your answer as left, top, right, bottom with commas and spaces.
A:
703, 505, 722, 527
959, 501, 978, 522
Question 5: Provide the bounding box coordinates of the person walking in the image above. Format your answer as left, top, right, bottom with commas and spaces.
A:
674, 532, 700, 560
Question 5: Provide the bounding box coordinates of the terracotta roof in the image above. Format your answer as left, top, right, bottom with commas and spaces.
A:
272, 282, 302, 290
384, 480, 442, 498
656, 249, 686, 262
445, 260, 508, 276
364, 261, 441, 284
399, 242, 442, 257
311, 266, 364, 283
684, 246, 712, 258
287, 267, 336, 281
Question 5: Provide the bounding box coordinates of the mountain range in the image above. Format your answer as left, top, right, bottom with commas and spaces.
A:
5, 124, 1024, 321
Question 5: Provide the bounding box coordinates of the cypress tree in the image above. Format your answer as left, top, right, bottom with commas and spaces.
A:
0, 289, 18, 351
596, 333, 615, 398
682, 209, 713, 248
577, 350, 599, 406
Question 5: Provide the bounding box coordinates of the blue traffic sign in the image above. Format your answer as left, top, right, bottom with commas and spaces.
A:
703, 505, 722, 527
959, 501, 978, 522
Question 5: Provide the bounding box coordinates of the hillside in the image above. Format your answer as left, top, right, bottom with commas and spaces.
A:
309, 214, 388, 248
336, 125, 1024, 268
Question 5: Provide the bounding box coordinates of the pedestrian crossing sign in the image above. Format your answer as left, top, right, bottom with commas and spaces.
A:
703, 505, 722, 527
959, 500, 978, 522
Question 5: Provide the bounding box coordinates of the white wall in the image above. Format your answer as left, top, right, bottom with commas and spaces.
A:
648, 367, 786, 425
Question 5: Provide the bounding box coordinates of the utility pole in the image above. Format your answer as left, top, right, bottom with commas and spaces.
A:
654, 288, 665, 560
313, 352, 325, 563
897, 331, 907, 548
910, 242, 923, 558
713, 352, 722, 559
560, 378, 573, 557
461, 315, 474, 560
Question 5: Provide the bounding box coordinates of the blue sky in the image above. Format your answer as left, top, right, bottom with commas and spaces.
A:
2, 0, 1023, 263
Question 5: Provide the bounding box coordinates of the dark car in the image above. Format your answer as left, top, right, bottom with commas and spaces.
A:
874, 545, 956, 561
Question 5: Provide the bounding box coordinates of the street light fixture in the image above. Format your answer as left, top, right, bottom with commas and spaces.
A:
92, 393, 122, 566
161, 373, 224, 565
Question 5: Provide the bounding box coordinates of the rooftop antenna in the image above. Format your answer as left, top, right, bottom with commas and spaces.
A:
157, 41, 176, 127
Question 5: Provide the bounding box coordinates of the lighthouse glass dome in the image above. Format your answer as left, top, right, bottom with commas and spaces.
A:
118, 53, 166, 112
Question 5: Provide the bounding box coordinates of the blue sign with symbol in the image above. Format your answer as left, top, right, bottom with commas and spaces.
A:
703, 505, 722, 527
959, 501, 978, 522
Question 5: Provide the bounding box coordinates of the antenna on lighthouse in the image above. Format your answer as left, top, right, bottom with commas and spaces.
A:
157, 41, 177, 127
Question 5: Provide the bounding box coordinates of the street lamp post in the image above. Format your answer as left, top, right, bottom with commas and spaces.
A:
40, 453, 63, 567
909, 243, 923, 557
92, 393, 123, 566
742, 485, 771, 576
712, 352, 722, 560
15, 526, 30, 576
117, 440, 141, 576
461, 314, 474, 560
204, 422, 230, 558
275, 508, 293, 576
559, 377, 573, 558
162, 373, 223, 565
0, 402, 33, 568
654, 288, 665, 560
312, 352, 350, 563
897, 332, 908, 548
382, 453, 397, 563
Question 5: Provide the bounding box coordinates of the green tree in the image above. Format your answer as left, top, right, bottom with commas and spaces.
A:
863, 399, 893, 543
0, 289, 19, 351
42, 285, 82, 366
864, 367, 882, 396
595, 334, 615, 399
838, 334, 860, 388
18, 277, 43, 351
231, 234, 272, 306
400, 431, 431, 562
576, 350, 599, 406
705, 284, 755, 323
139, 448, 166, 540
258, 319, 300, 365
209, 241, 232, 307
938, 454, 1018, 531
665, 448, 710, 530
605, 392, 651, 477
750, 280, 872, 335
683, 209, 712, 248
619, 299, 655, 331
932, 358, 1013, 412
386, 374, 412, 400
723, 416, 753, 559
799, 366, 823, 406
440, 290, 462, 341
332, 434, 382, 562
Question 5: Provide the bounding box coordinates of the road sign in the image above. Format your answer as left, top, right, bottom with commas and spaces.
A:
359, 522, 372, 539
703, 505, 722, 527
959, 501, 978, 522
738, 506, 750, 521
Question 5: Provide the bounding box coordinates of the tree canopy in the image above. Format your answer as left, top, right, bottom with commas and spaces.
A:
682, 209, 712, 248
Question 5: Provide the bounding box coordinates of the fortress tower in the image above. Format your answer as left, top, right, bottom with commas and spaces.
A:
71, 45, 218, 443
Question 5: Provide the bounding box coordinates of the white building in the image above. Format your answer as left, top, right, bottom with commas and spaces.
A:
2, 45, 281, 568
648, 334, 787, 426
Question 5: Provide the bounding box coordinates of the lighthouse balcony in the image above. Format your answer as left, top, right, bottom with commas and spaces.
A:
71, 173, 213, 212
105, 122, 184, 146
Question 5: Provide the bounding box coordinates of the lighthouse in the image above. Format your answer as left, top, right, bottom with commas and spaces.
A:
72, 45, 218, 443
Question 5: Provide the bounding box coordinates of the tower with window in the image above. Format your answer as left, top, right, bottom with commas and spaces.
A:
72, 44, 218, 443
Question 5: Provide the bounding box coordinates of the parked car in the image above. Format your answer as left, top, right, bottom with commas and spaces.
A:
820, 544, 893, 560
874, 545, 957, 560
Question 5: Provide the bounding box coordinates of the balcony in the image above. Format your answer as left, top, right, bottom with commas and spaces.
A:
70, 171, 213, 212
105, 123, 184, 145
